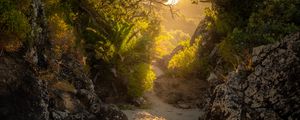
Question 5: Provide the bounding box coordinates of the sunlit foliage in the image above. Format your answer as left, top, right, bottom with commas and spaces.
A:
154, 29, 190, 59
73, 0, 161, 98
155, 34, 174, 58
167, 38, 201, 77
126, 63, 156, 97
188, 0, 300, 75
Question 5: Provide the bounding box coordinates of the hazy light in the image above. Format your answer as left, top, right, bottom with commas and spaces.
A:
165, 0, 179, 5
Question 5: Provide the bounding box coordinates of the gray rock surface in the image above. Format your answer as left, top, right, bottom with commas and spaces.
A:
205, 33, 300, 120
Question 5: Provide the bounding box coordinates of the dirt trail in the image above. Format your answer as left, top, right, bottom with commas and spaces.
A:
123, 92, 201, 120
122, 65, 202, 120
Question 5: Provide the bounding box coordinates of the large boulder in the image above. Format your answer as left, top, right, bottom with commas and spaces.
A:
205, 33, 300, 120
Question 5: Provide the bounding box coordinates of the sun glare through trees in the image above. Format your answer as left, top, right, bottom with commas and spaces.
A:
0, 0, 299, 120
165, 0, 180, 5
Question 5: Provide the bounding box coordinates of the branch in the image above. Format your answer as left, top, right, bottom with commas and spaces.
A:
148, 0, 178, 19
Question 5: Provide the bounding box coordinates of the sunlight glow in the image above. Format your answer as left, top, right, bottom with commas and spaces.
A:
165, 0, 180, 5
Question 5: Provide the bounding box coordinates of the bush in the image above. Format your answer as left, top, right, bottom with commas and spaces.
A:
0, 10, 30, 40
197, 0, 300, 72
95, 40, 116, 62
127, 63, 156, 98
217, 39, 239, 69
48, 14, 75, 56
0, 0, 30, 51
154, 29, 190, 59
197, 56, 210, 79
167, 40, 199, 78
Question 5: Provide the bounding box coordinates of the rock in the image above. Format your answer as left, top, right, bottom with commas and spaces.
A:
51, 110, 69, 120
254, 65, 262, 76
0, 56, 128, 120
132, 97, 147, 107
207, 72, 223, 87
98, 104, 128, 120
252, 45, 264, 56
177, 101, 191, 109
89, 103, 101, 114
205, 33, 300, 120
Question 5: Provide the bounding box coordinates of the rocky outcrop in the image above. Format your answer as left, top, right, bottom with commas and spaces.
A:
205, 33, 300, 120
0, 0, 127, 119
0, 54, 51, 120
0, 54, 127, 120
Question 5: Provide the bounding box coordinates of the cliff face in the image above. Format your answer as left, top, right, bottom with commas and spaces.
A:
0, 54, 127, 120
0, 0, 127, 120
205, 33, 300, 120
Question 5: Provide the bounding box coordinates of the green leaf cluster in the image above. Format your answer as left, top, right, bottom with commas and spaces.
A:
0, 0, 30, 42
126, 63, 156, 98
206, 0, 300, 69
72, 0, 160, 97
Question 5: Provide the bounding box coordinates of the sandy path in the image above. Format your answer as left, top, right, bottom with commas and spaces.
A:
122, 65, 202, 120
123, 92, 201, 120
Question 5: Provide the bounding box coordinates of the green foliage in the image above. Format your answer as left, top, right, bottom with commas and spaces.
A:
154, 29, 190, 59
119, 27, 158, 97
168, 39, 200, 78
48, 14, 75, 57
197, 56, 210, 79
0, 10, 30, 39
0, 0, 31, 12
69, 0, 161, 97
173, 0, 300, 79
0, 0, 31, 51
126, 63, 156, 98
218, 39, 238, 67
79, 0, 159, 62
202, 0, 300, 70
95, 40, 115, 62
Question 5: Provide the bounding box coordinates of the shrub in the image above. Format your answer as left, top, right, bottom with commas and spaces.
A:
167, 41, 199, 78
0, 10, 30, 40
127, 63, 156, 98
198, 0, 300, 73
95, 40, 116, 62
197, 56, 210, 79
0, 4, 30, 51
154, 29, 190, 59
217, 39, 239, 69
48, 14, 75, 56
44, 0, 61, 6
